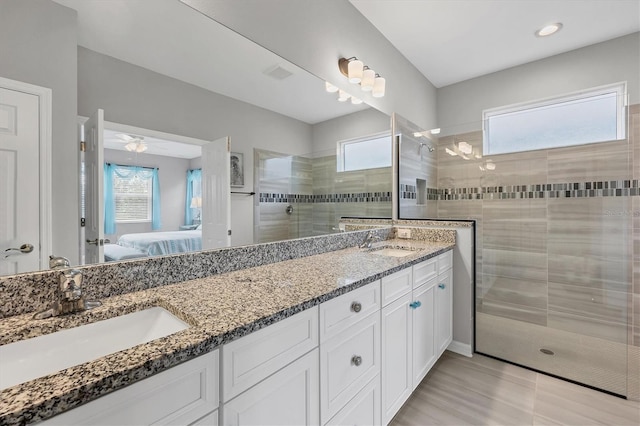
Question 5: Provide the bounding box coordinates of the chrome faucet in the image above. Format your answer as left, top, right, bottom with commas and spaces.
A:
359, 231, 381, 249
33, 269, 102, 319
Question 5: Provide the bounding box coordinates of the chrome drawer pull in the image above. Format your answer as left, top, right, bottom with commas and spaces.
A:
350, 302, 362, 313
351, 355, 363, 366
409, 301, 422, 309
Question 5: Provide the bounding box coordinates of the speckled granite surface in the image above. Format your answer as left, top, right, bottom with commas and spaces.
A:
0, 238, 453, 425
0, 228, 393, 319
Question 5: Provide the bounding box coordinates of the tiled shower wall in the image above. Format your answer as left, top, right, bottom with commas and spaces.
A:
435, 104, 639, 397
255, 150, 392, 243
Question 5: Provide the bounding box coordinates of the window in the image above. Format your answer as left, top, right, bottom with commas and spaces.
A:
483, 82, 627, 155
113, 173, 152, 222
104, 164, 161, 234
337, 132, 391, 172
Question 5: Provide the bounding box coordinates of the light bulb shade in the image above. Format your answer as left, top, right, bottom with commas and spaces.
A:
458, 141, 473, 154
190, 196, 202, 208
325, 81, 339, 93
125, 141, 147, 153
338, 89, 350, 102
372, 76, 386, 97
361, 69, 375, 91
351, 96, 363, 105
348, 59, 364, 84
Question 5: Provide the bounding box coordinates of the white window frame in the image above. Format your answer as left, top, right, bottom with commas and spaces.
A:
482, 82, 627, 155
113, 173, 153, 224
336, 131, 392, 172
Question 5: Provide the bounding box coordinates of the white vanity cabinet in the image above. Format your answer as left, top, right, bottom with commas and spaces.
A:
319, 282, 381, 425
221, 306, 319, 426
42, 350, 220, 426
381, 251, 453, 425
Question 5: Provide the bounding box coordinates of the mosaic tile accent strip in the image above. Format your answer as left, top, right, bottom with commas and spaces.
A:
440, 180, 640, 200
259, 192, 392, 203
399, 184, 440, 200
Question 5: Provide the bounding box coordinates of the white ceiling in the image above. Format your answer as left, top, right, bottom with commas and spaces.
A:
350, 0, 640, 88
103, 129, 202, 159
53, 0, 368, 125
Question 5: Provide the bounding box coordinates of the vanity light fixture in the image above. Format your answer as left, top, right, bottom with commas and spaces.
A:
535, 22, 563, 37
430, 128, 441, 135
338, 57, 385, 97
445, 148, 457, 156
351, 96, 363, 105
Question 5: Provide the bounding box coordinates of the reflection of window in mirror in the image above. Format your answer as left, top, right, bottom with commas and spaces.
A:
113, 174, 152, 223
337, 132, 391, 172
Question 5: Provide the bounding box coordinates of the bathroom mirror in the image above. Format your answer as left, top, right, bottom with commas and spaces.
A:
1, 0, 392, 276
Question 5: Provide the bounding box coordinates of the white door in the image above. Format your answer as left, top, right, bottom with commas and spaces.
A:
83, 109, 105, 264
201, 137, 230, 249
0, 86, 41, 274
436, 269, 453, 357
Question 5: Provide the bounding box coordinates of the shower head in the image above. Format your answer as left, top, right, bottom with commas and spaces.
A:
419, 142, 434, 153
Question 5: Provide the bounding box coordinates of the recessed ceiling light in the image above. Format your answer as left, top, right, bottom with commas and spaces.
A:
535, 23, 563, 37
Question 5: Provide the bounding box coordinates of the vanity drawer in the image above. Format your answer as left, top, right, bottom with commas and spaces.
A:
320, 311, 380, 423
381, 267, 412, 306
438, 250, 453, 274
222, 306, 318, 401
413, 257, 438, 288
320, 282, 380, 342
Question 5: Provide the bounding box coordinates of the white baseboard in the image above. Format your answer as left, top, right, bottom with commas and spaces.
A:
447, 340, 472, 357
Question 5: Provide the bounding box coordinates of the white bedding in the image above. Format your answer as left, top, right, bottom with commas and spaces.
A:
117, 230, 202, 256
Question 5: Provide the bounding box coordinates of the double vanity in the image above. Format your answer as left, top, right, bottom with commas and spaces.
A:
0, 227, 458, 425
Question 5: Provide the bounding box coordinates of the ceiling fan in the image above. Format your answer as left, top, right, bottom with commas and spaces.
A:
116, 133, 148, 153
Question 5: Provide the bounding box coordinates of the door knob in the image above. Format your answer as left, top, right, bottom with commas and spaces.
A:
86, 239, 111, 246
4, 243, 34, 255
351, 355, 363, 366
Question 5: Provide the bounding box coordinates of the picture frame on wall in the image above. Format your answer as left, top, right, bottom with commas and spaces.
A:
230, 152, 244, 187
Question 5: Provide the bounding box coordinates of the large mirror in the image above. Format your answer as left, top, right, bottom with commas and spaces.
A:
0, 0, 392, 276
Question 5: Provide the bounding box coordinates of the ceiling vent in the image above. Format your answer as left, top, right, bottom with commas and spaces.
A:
263, 64, 294, 80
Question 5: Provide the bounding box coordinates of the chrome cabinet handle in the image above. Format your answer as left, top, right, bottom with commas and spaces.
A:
409, 300, 422, 309
438, 283, 446, 289
351, 302, 362, 313
351, 355, 363, 366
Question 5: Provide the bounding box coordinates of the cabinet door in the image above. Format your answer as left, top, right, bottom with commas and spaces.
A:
412, 282, 436, 389
381, 292, 412, 425
436, 269, 453, 358
223, 349, 319, 426
320, 311, 380, 424
325, 375, 380, 426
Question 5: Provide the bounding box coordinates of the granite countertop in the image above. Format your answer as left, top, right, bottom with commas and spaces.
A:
0, 239, 454, 425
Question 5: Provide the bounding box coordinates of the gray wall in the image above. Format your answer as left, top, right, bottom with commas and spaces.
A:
103, 149, 191, 241
78, 47, 314, 247
437, 33, 640, 134
0, 0, 79, 264
312, 107, 391, 155
190, 0, 437, 130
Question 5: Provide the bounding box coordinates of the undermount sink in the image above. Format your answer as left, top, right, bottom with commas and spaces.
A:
0, 307, 189, 390
368, 246, 419, 258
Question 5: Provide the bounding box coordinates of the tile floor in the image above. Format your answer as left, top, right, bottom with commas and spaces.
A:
391, 351, 640, 426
